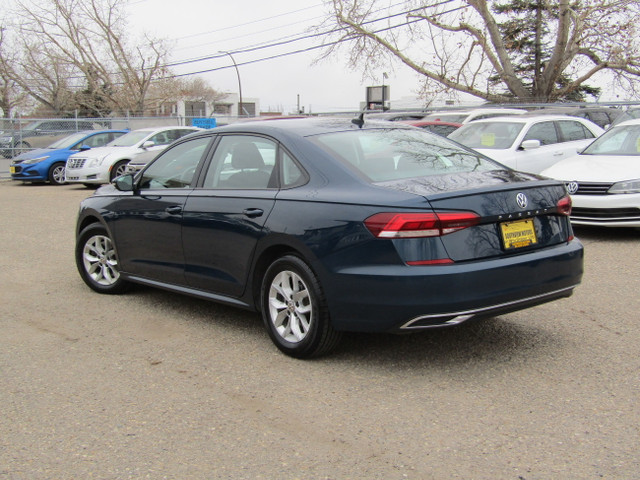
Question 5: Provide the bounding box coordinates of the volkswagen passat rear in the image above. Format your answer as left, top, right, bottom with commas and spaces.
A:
75, 117, 583, 358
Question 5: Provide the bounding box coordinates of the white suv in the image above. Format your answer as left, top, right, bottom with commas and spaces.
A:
448, 115, 604, 174
65, 126, 200, 186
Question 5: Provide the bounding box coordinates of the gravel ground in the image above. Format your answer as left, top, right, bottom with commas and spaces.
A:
1, 180, 638, 480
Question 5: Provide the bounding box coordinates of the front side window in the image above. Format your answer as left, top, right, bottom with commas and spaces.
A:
523, 122, 558, 146
203, 135, 277, 189
138, 136, 211, 189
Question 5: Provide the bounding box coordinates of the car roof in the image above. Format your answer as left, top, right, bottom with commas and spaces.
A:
460, 114, 598, 124
213, 116, 414, 137
130, 126, 200, 133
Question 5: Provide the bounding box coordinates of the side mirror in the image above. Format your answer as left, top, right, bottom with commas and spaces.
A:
520, 139, 541, 150
79, 145, 91, 151
142, 140, 155, 149
114, 173, 135, 191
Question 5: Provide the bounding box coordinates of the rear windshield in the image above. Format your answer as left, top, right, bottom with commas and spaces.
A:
312, 128, 501, 182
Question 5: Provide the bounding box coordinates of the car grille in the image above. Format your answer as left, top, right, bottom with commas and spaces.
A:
567, 182, 614, 195
67, 158, 87, 169
571, 207, 640, 222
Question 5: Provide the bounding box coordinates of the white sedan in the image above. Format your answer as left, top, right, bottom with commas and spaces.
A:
541, 119, 640, 228
448, 115, 604, 174
65, 126, 200, 186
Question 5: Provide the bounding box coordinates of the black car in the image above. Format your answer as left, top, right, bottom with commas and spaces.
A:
75, 117, 583, 358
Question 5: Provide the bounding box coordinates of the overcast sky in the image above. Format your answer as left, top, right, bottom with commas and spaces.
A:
127, 0, 427, 113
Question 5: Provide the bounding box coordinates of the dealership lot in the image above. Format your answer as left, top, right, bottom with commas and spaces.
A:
1, 180, 638, 478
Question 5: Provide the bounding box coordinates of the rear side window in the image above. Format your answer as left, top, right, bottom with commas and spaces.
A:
313, 128, 499, 182
203, 135, 277, 189
557, 120, 595, 142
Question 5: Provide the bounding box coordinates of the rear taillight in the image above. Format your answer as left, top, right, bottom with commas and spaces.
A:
364, 212, 480, 238
557, 196, 572, 216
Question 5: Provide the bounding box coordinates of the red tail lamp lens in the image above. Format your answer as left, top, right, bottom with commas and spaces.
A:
365, 212, 479, 238
557, 196, 572, 216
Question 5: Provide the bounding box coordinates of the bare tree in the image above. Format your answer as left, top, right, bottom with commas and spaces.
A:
0, 26, 30, 117
13, 0, 171, 115
319, 0, 640, 102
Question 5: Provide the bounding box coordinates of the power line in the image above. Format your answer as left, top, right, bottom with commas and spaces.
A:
162, 1, 454, 71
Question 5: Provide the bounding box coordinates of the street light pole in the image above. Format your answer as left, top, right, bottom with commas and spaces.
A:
222, 51, 243, 117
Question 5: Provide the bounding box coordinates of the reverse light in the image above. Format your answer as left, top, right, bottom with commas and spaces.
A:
557, 195, 572, 216
365, 212, 480, 238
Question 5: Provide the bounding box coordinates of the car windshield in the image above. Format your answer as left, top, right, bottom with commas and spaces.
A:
581, 124, 640, 156
47, 132, 89, 149
110, 130, 151, 147
448, 121, 525, 150
313, 128, 501, 182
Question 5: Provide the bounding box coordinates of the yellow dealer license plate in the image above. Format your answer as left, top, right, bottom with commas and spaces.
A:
500, 219, 537, 250
10, 166, 16, 174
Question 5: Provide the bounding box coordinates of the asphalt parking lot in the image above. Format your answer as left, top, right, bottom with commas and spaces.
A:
1, 180, 638, 479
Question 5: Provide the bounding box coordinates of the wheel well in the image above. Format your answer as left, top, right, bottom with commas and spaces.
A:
251, 245, 302, 311
77, 216, 102, 236
110, 159, 130, 170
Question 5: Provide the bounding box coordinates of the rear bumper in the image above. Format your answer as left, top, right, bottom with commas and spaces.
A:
323, 238, 584, 332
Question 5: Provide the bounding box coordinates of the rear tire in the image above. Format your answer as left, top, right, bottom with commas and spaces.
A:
48, 162, 66, 185
75, 223, 129, 294
261, 255, 341, 358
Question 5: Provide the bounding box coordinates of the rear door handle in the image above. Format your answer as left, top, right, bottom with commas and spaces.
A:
165, 205, 183, 215
243, 208, 264, 218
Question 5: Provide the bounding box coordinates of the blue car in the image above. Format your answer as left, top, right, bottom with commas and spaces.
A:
75, 117, 583, 358
10, 129, 128, 185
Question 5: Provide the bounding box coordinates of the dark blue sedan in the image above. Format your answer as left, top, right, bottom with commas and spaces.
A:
10, 129, 128, 184
75, 117, 583, 358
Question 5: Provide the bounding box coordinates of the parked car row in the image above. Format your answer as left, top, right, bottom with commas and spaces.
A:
10, 126, 200, 187
10, 112, 639, 230
6, 113, 633, 357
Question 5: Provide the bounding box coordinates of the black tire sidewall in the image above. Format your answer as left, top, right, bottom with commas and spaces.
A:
75, 223, 128, 294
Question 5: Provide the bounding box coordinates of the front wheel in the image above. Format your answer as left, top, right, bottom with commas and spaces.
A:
48, 162, 66, 185
261, 255, 341, 358
75, 223, 129, 294
110, 160, 129, 182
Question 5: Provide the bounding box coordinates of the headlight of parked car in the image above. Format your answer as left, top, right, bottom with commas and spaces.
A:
608, 179, 640, 194
22, 156, 50, 164
0, 136, 12, 143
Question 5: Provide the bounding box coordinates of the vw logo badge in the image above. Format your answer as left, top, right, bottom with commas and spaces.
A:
516, 192, 528, 209
566, 181, 579, 195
